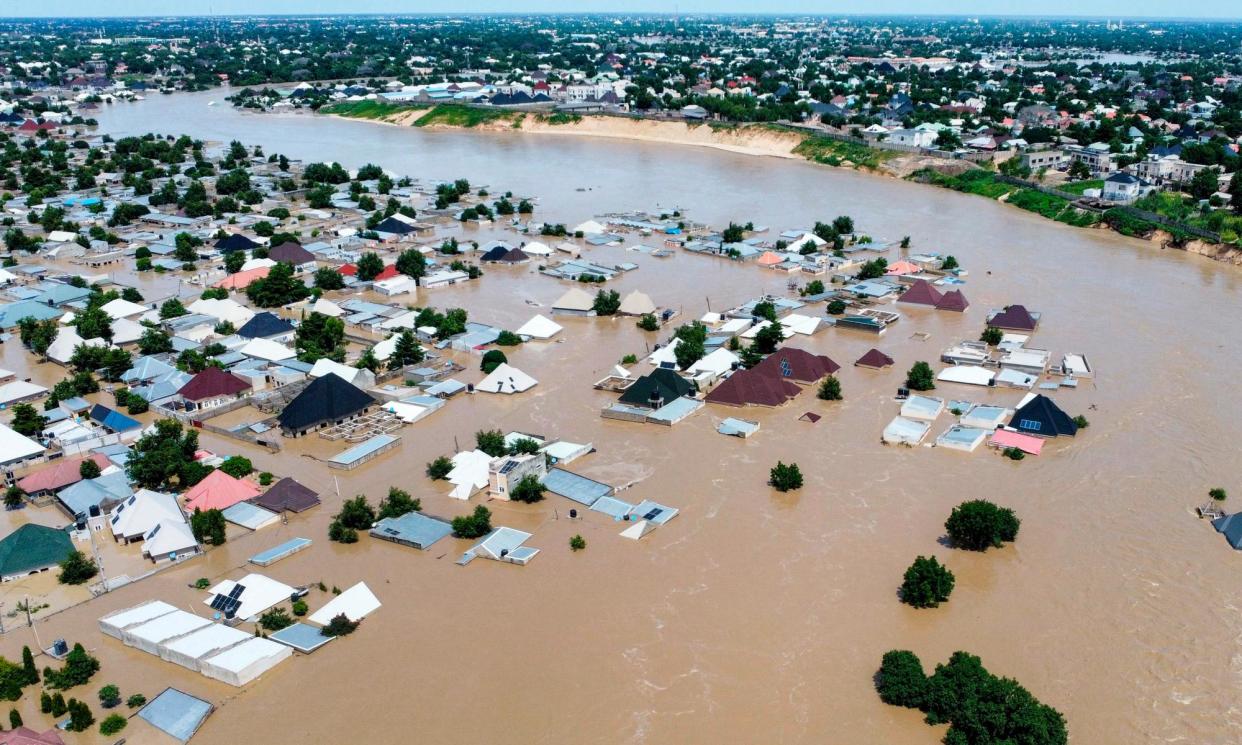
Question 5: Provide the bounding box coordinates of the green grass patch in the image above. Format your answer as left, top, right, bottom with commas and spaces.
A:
321, 100, 427, 120
412, 104, 518, 128
914, 168, 1100, 228
794, 134, 896, 170
536, 112, 582, 125
1059, 179, 1104, 195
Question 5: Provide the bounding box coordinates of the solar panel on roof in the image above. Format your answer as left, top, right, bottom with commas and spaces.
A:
210, 595, 227, 611
229, 584, 246, 599
643, 508, 663, 520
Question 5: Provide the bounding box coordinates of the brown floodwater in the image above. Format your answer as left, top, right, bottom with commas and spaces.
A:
1, 89, 1240, 745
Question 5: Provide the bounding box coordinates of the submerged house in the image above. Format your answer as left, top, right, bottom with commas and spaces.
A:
750, 347, 839, 384
278, 373, 376, 436
618, 368, 695, 408
705, 369, 801, 407
1009, 394, 1077, 438
987, 305, 1040, 332
897, 279, 969, 312
251, 477, 320, 513
0, 524, 73, 582
855, 348, 895, 369
176, 367, 253, 412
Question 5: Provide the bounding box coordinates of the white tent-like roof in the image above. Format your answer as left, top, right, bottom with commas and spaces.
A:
311, 298, 345, 317
572, 219, 606, 235
123, 609, 213, 655
521, 241, 552, 256
240, 257, 277, 272
687, 348, 740, 378
477, 363, 537, 394
646, 338, 680, 367
309, 358, 373, 387
551, 287, 594, 312
110, 317, 146, 346
372, 335, 398, 361
937, 365, 996, 387
99, 600, 177, 640
618, 291, 656, 316
515, 314, 563, 340
187, 298, 255, 327
447, 449, 493, 500
200, 636, 292, 687
47, 327, 106, 365
160, 623, 251, 671
740, 320, 796, 341
101, 297, 148, 319
309, 582, 381, 625
780, 313, 822, 336
240, 337, 296, 362
142, 519, 197, 560
204, 573, 298, 622
110, 490, 182, 541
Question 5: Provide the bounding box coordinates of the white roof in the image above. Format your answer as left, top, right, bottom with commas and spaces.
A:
515, 314, 563, 339
618, 291, 656, 315
240, 257, 277, 272
372, 335, 398, 361
374, 276, 418, 295
240, 337, 295, 362
309, 582, 381, 625
99, 600, 177, 636
187, 298, 255, 326
447, 449, 493, 500
572, 220, 606, 235
780, 313, 821, 336
100, 297, 148, 319
205, 573, 297, 622
646, 338, 680, 367
937, 365, 996, 386
126, 609, 211, 645
718, 318, 752, 335
521, 240, 552, 255
142, 519, 197, 558
110, 317, 146, 345
700, 311, 722, 325
309, 358, 366, 383
311, 298, 345, 317
47, 327, 106, 364
740, 320, 795, 340
477, 363, 537, 394
378, 310, 418, 330
110, 489, 181, 539
552, 287, 594, 311
687, 347, 739, 377
161, 623, 250, 663
882, 416, 931, 445
0, 380, 47, 405
0, 422, 44, 464
383, 400, 430, 423
793, 231, 826, 247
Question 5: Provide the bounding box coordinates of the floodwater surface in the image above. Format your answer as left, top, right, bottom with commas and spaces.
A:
1, 89, 1240, 745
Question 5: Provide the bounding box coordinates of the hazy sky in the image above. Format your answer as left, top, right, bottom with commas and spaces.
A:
3, 1, 1240, 19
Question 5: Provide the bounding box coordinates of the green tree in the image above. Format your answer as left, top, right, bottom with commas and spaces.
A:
43, 644, 100, 690
9, 707, 21, 728
876, 650, 927, 708
592, 289, 621, 315
570, 534, 587, 551
21, 647, 38, 685
1188, 166, 1220, 201
507, 437, 541, 456
335, 495, 376, 530
189, 508, 227, 546
9, 403, 48, 437
905, 361, 935, 391
355, 348, 381, 373
58, 550, 99, 585
159, 298, 188, 319
636, 313, 659, 331
480, 349, 507, 374
752, 322, 783, 354
355, 251, 384, 281
224, 251, 246, 274
944, 500, 1020, 551
259, 607, 294, 631
245, 261, 310, 307
377, 487, 421, 519
314, 266, 344, 290
320, 613, 360, 637
1067, 158, 1091, 180
979, 326, 1003, 346
395, 248, 427, 280
768, 461, 803, 492
388, 330, 424, 369
817, 375, 842, 401
66, 699, 95, 732
125, 419, 200, 489
126, 694, 146, 709
495, 330, 522, 346
451, 504, 492, 539
98, 683, 121, 709
475, 429, 507, 457
509, 475, 546, 504
672, 321, 708, 370
856, 257, 888, 280
219, 456, 253, 478
79, 459, 102, 480
900, 556, 955, 608
295, 312, 346, 363
138, 327, 173, 355
426, 456, 453, 480
99, 713, 127, 736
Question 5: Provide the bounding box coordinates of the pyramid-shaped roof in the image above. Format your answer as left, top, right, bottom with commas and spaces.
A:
855, 348, 895, 368
705, 369, 801, 407
236, 311, 294, 339
989, 304, 1039, 331
552, 287, 595, 312
897, 279, 943, 307
184, 469, 261, 513
178, 366, 252, 402
278, 373, 376, 432
936, 289, 970, 312
1009, 394, 1077, 438
751, 347, 840, 383
0, 524, 74, 577
215, 233, 260, 253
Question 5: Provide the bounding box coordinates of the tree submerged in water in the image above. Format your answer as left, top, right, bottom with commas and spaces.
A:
768, 461, 803, 492
944, 500, 1020, 551
899, 556, 955, 608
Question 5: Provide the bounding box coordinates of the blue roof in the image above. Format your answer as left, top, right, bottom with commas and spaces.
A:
543, 468, 613, 506
89, 404, 141, 433
328, 434, 399, 466
138, 688, 213, 742
369, 511, 453, 550
57, 471, 132, 517
249, 537, 312, 566
589, 496, 633, 519
122, 356, 177, 384
0, 299, 62, 328
269, 622, 335, 653
32, 283, 91, 306
221, 501, 278, 530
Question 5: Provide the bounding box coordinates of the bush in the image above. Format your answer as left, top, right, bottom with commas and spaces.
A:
945, 500, 1020, 551
900, 556, 955, 608
292, 599, 308, 616
817, 375, 842, 401
319, 611, 361, 638
636, 314, 659, 331
826, 299, 847, 315
876, 650, 927, 708
126, 693, 147, 708
218, 455, 253, 478
42, 644, 102, 691
452, 505, 492, 539
328, 520, 358, 544
1210, 488, 1228, 502
496, 330, 522, 346
509, 474, 546, 504
475, 429, 507, 457
9, 708, 21, 728
259, 607, 294, 631
1003, 447, 1026, 461
979, 326, 1003, 345
79, 459, 102, 480
1073, 414, 1090, 429
98, 683, 121, 708
480, 349, 507, 374
259, 471, 273, 486
99, 713, 127, 736
570, 535, 586, 552
905, 361, 935, 391
58, 550, 99, 585
768, 461, 803, 492
66, 698, 94, 732
426, 456, 453, 480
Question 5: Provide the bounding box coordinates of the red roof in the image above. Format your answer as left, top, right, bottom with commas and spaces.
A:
178, 366, 252, 402
339, 263, 397, 280
897, 279, 943, 307
855, 348, 895, 369
184, 469, 260, 512
988, 304, 1039, 331
705, 369, 801, 407
936, 289, 970, 312
751, 347, 840, 383
17, 454, 111, 494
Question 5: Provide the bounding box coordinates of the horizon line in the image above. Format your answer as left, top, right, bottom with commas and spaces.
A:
2, 12, 1242, 22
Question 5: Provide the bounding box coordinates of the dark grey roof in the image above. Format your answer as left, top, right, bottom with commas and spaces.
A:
236, 312, 295, 339
278, 373, 375, 432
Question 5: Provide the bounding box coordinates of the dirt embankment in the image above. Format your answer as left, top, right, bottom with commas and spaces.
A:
1143, 230, 1242, 265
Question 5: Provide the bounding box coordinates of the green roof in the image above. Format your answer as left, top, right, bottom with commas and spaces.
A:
0, 523, 74, 577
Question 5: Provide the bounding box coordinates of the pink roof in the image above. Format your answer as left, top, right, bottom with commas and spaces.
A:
183, 469, 261, 512
885, 260, 922, 276
989, 429, 1044, 456
17, 454, 111, 494
213, 266, 270, 289
757, 251, 784, 266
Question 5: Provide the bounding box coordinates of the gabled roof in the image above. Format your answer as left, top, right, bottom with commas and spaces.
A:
705, 369, 801, 407
1212, 513, 1242, 549
618, 368, 694, 406
89, 404, 141, 433
17, 453, 111, 494
551, 287, 595, 311
751, 347, 839, 383
278, 372, 376, 431
184, 469, 261, 512
373, 216, 415, 234
178, 366, 252, 401
855, 348, 895, 368
0, 523, 73, 577
1009, 394, 1077, 437
252, 477, 320, 513
236, 312, 294, 339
